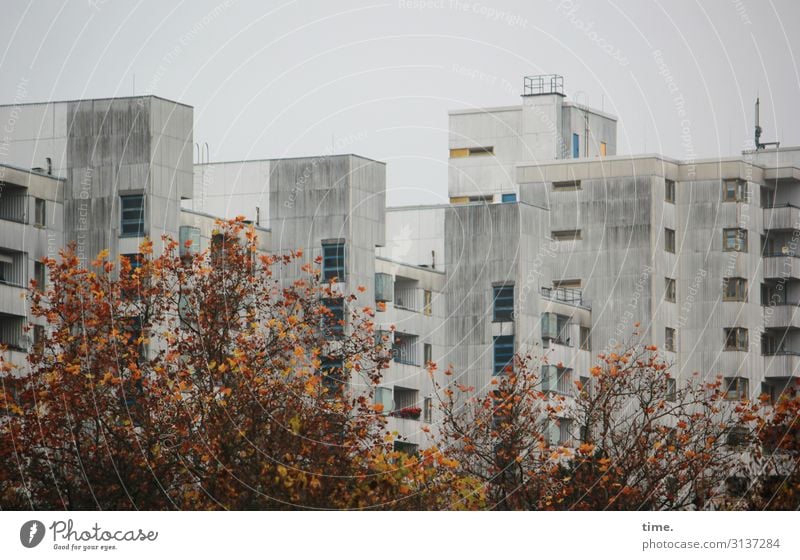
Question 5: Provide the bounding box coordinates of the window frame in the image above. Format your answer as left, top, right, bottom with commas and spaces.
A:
723, 277, 748, 302
665, 277, 676, 302
723, 228, 748, 252
493, 335, 514, 375
722, 179, 748, 203
321, 241, 345, 282
724, 376, 750, 400
723, 327, 749, 351
665, 179, 676, 203
665, 327, 676, 352
664, 228, 676, 253
120, 194, 145, 237
492, 285, 514, 322
34, 197, 46, 227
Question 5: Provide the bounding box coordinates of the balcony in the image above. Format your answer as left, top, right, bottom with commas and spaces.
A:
540, 287, 590, 309
0, 187, 28, 224
391, 332, 420, 366
763, 204, 800, 231
0, 313, 26, 351
763, 254, 800, 280
764, 304, 800, 329
764, 351, 800, 378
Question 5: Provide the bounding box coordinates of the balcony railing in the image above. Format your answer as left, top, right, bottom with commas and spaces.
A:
394, 285, 420, 312
0, 192, 27, 223
540, 287, 590, 309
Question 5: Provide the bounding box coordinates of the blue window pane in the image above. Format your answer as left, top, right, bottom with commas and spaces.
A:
322, 297, 345, 337
493, 285, 514, 322
501, 193, 517, 203
572, 133, 580, 158
493, 335, 514, 375
322, 242, 345, 281
120, 195, 145, 237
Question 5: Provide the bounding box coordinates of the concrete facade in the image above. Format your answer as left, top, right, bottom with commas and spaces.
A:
3, 76, 799, 453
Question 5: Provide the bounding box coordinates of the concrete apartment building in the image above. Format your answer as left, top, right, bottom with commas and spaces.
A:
1, 75, 799, 453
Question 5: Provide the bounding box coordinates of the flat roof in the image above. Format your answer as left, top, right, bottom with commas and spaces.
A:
0, 94, 193, 110
193, 153, 386, 166
0, 162, 66, 181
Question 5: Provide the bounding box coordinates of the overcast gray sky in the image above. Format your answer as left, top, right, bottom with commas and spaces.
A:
2, 0, 798, 205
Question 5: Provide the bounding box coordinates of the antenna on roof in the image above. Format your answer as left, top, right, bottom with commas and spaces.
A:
755, 97, 780, 150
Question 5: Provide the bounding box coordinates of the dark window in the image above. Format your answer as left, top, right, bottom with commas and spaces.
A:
724, 377, 749, 400
493, 285, 514, 322
423, 343, 432, 365
34, 261, 45, 291
32, 324, 45, 354
580, 326, 591, 351
665, 327, 676, 352
321, 298, 345, 337
666, 378, 677, 402
552, 180, 581, 191
724, 328, 749, 351
120, 195, 145, 237
723, 277, 748, 302
34, 198, 45, 227
320, 358, 344, 394
423, 397, 433, 423
493, 335, 514, 375
665, 228, 676, 253
723, 228, 748, 252
665, 278, 676, 302
723, 179, 748, 202
665, 179, 676, 203
322, 242, 345, 281
552, 229, 581, 241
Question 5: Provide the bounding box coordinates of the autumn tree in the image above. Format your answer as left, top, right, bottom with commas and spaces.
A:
0, 219, 479, 510
432, 343, 754, 510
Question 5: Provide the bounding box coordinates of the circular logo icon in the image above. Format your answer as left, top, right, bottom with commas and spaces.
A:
20, 520, 45, 548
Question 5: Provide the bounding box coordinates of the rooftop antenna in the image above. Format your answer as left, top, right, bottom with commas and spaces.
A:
755, 97, 780, 150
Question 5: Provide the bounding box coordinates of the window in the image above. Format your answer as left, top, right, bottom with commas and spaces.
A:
552, 229, 582, 241
320, 358, 344, 394
423, 343, 432, 365
449, 146, 494, 158
374, 387, 394, 414
665, 327, 676, 352
580, 326, 591, 351
179, 226, 201, 258
322, 298, 345, 337
665, 179, 676, 203
493, 285, 514, 322
665, 278, 676, 302
723, 179, 748, 202
501, 193, 517, 203
725, 426, 749, 447
723, 228, 748, 252
34, 261, 45, 291
664, 228, 676, 253
392, 332, 419, 366
552, 180, 581, 191
724, 328, 749, 351
666, 378, 677, 402
322, 241, 345, 281
559, 418, 573, 446
572, 133, 580, 158
762, 332, 779, 355
579, 375, 591, 397
724, 377, 749, 400
32, 324, 45, 354
723, 277, 748, 302
600, 142, 607, 157
34, 198, 45, 227
493, 335, 514, 375
120, 195, 145, 237
423, 397, 433, 423
541, 365, 572, 394
423, 289, 432, 316
541, 313, 571, 346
